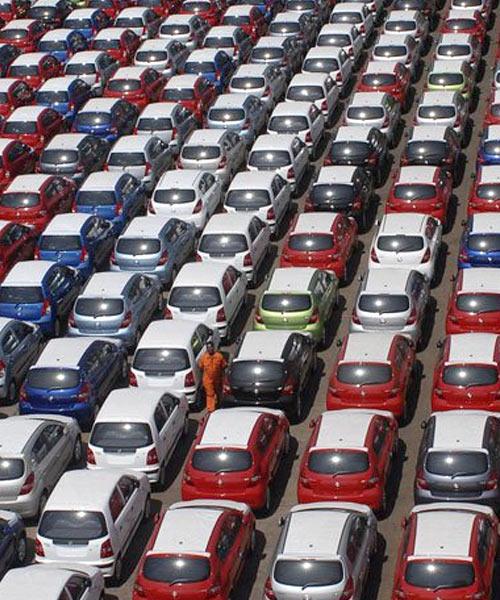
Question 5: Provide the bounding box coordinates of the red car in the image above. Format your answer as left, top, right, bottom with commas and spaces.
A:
483, 89, 500, 126
327, 332, 416, 421
0, 78, 34, 117
133, 500, 255, 600
88, 0, 129, 20
91, 27, 140, 65
431, 332, 500, 412
386, 166, 453, 224
7, 51, 61, 90
182, 407, 289, 512
0, 174, 76, 233
0, 19, 46, 52
280, 212, 358, 282
1, 106, 65, 155
440, 9, 487, 43
298, 409, 398, 513
467, 165, 500, 214
0, 0, 30, 22
179, 0, 225, 26
0, 139, 36, 191
357, 62, 411, 110
104, 65, 163, 109
446, 268, 500, 334
392, 503, 498, 600
0, 219, 37, 281
221, 5, 267, 42
162, 74, 217, 123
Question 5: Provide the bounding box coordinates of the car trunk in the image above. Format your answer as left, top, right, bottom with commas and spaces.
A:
114, 237, 161, 271
258, 292, 313, 330
73, 296, 126, 334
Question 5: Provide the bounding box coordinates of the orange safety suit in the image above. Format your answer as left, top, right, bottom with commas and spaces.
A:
198, 351, 227, 412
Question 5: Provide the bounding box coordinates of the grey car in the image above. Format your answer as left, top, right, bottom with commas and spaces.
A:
415, 410, 500, 509
206, 93, 267, 146
135, 102, 197, 152
67, 271, 161, 350
0, 318, 44, 405
0, 414, 82, 518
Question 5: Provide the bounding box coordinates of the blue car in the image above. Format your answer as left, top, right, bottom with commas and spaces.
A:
36, 213, 116, 280
35, 76, 92, 122
20, 337, 128, 428
38, 28, 88, 63
184, 48, 236, 93
458, 213, 500, 269
71, 97, 139, 142
477, 126, 500, 166
63, 7, 110, 40
75, 171, 147, 234
0, 261, 81, 337
0, 510, 26, 577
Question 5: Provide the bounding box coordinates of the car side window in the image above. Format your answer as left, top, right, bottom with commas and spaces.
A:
118, 475, 136, 503
425, 218, 437, 239
12, 321, 33, 341
346, 516, 366, 563
31, 431, 49, 463
1, 329, 19, 355
154, 403, 168, 431
43, 424, 65, 451
58, 591, 72, 600
161, 395, 178, 417
109, 488, 125, 521
477, 520, 492, 566
65, 575, 91, 600
202, 172, 216, 190
373, 420, 388, 456
216, 515, 242, 561
191, 332, 204, 357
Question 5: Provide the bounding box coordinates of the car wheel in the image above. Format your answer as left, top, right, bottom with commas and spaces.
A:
14, 533, 27, 566
293, 394, 303, 423
112, 555, 123, 586
170, 266, 178, 288
6, 380, 17, 405
283, 430, 290, 455
38, 491, 49, 520
72, 435, 83, 465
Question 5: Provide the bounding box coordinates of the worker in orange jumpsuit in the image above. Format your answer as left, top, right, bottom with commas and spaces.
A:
198, 340, 227, 412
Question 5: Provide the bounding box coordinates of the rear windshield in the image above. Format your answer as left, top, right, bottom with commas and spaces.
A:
261, 293, 311, 312
143, 556, 210, 584
385, 20, 415, 31
311, 183, 355, 204
442, 365, 498, 386
468, 234, 500, 252
374, 45, 406, 57
77, 191, 116, 206
93, 39, 120, 50
226, 189, 270, 208
41, 150, 79, 165
169, 286, 222, 310
456, 293, 500, 313
116, 238, 160, 255
65, 18, 92, 29
337, 363, 392, 384
204, 37, 234, 48
135, 51, 168, 63
0, 458, 24, 481
229, 360, 285, 387
39, 235, 82, 251
182, 146, 220, 160
36, 91, 70, 104
376, 235, 424, 252
308, 449, 369, 474
362, 73, 396, 86
231, 76, 265, 90
184, 61, 215, 74
0, 193, 39, 208
437, 44, 470, 57
26, 368, 80, 390
393, 184, 436, 199
192, 448, 253, 472
163, 87, 194, 101
405, 561, 474, 589
249, 150, 291, 168
0, 29, 28, 40
274, 560, 344, 587
330, 141, 370, 160
318, 33, 351, 46
418, 105, 456, 119
199, 233, 248, 255
9, 65, 38, 77
347, 106, 384, 121
153, 189, 195, 204
288, 234, 334, 251
476, 184, 500, 199
107, 79, 141, 92
303, 58, 339, 72
330, 12, 361, 23
0, 286, 44, 303
209, 108, 245, 122
359, 294, 410, 313
482, 141, 500, 156
268, 115, 309, 133
40, 41, 67, 51
287, 85, 324, 101
39, 510, 107, 542
75, 112, 111, 127
160, 24, 190, 35
183, 1, 210, 10
115, 17, 144, 27
223, 15, 250, 25
75, 298, 124, 317
65, 63, 96, 75
251, 47, 284, 60
428, 73, 464, 86
269, 22, 300, 34
108, 152, 145, 167
425, 451, 489, 476
446, 18, 476, 29
137, 117, 172, 131
133, 348, 190, 373
90, 422, 153, 450
407, 141, 447, 160
4, 121, 36, 134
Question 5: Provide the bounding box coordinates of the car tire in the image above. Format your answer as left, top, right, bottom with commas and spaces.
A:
6, 380, 17, 405
120, 358, 129, 384
293, 394, 303, 424
158, 462, 167, 489
248, 527, 257, 556
72, 435, 83, 465
14, 533, 27, 566
263, 486, 272, 515
283, 430, 290, 456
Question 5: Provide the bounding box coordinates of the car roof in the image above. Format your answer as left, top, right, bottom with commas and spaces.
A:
2, 19, 37, 28
117, 6, 150, 15
484, 125, 500, 140
66, 50, 104, 63
409, 125, 449, 141
363, 268, 411, 293
224, 4, 255, 14
121, 216, 169, 238
94, 27, 130, 39
203, 212, 255, 234
437, 32, 472, 44
272, 101, 315, 117
3, 260, 53, 286
316, 165, 358, 182
342, 332, 395, 362
79, 171, 124, 190
420, 90, 457, 104
41, 213, 92, 235
210, 93, 253, 108
113, 66, 148, 79
156, 169, 204, 188
173, 261, 228, 286
66, 7, 101, 16
95, 388, 165, 423
254, 35, 287, 47
229, 171, 276, 188
471, 212, 500, 232
78, 97, 120, 112
332, 2, 367, 10
272, 10, 305, 21
232, 63, 270, 77
292, 212, 337, 233
375, 33, 413, 45
314, 410, 374, 450
0, 417, 43, 455
35, 337, 99, 368
199, 407, 265, 448
460, 267, 500, 293
446, 8, 477, 17
364, 60, 400, 73
162, 13, 196, 23
38, 76, 80, 91
41, 28, 76, 40
236, 330, 292, 360
110, 134, 151, 152
305, 46, 345, 58
137, 319, 201, 349
268, 267, 316, 292
139, 102, 178, 117
5, 174, 50, 193
10, 52, 46, 66
478, 164, 500, 182
205, 25, 241, 36
447, 332, 498, 364
334, 126, 372, 142
251, 133, 296, 150
289, 72, 327, 86
136, 39, 170, 50
412, 508, 475, 558
185, 129, 226, 145
398, 166, 438, 183
432, 410, 490, 450
349, 91, 387, 106
186, 48, 226, 60
319, 23, 356, 33
0, 565, 83, 599
164, 74, 199, 88
44, 133, 88, 150
80, 271, 134, 297
386, 9, 419, 18
430, 59, 467, 72
0, 139, 14, 153
379, 212, 427, 234
7, 105, 47, 121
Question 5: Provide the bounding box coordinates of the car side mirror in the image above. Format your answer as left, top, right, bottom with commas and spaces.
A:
461, 219, 467, 226
153, 512, 161, 524
357, 274, 364, 282
470, 172, 476, 179
450, 274, 456, 282
420, 419, 427, 430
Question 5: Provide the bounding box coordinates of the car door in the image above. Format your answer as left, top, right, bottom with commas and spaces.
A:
10, 321, 39, 379
65, 573, 96, 600
309, 104, 323, 146
201, 172, 220, 217
215, 517, 242, 596
0, 523, 14, 576
108, 485, 128, 552
152, 400, 170, 463
117, 475, 141, 542
44, 422, 72, 480
249, 216, 269, 268
160, 393, 185, 450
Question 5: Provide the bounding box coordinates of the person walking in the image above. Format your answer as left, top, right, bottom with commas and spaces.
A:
198, 340, 227, 412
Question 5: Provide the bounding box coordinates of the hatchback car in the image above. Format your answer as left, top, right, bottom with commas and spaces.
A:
207, 93, 267, 146
203, 25, 252, 64
222, 5, 267, 42
478, 125, 500, 166
228, 63, 287, 109
91, 26, 141, 66
451, 0, 491, 17
270, 100, 325, 160
268, 10, 317, 48
441, 8, 486, 43
371, 32, 419, 78
0, 0, 29, 22
0, 413, 82, 517
345, 91, 401, 147
183, 48, 235, 93
157, 13, 209, 49
330, 2, 375, 41
134, 38, 188, 77
89, 0, 128, 20
161, 74, 217, 123
63, 7, 110, 40
302, 46, 353, 96
72, 97, 138, 142
64, 50, 118, 93
179, 0, 224, 26
434, 32, 480, 69
1, 105, 64, 156
38, 28, 88, 64
135, 102, 197, 153
0, 19, 45, 52
0, 139, 36, 192
0, 78, 33, 118
415, 90, 469, 143
183, 407, 289, 511
426, 59, 474, 99
114, 6, 160, 39
458, 213, 500, 268
317, 23, 364, 69
384, 9, 428, 46
286, 72, 339, 127
35, 76, 91, 122
358, 60, 411, 110
249, 35, 303, 77
103, 65, 163, 109
468, 164, 500, 213
6, 52, 61, 90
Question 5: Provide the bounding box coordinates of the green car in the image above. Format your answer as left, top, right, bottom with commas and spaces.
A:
426, 60, 474, 99
254, 267, 338, 346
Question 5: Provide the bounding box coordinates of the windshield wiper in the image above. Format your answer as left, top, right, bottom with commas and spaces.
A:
450, 471, 473, 479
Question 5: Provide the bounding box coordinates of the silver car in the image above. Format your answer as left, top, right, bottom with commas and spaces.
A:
206, 93, 267, 146
134, 102, 197, 153
0, 415, 82, 518
134, 38, 188, 77
229, 63, 287, 110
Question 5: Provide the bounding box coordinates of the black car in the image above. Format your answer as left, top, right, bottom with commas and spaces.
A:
0, 44, 20, 78
27, 0, 72, 29
223, 331, 316, 422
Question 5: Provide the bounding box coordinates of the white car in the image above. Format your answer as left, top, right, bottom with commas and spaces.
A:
345, 91, 401, 146
371, 33, 419, 78
415, 90, 468, 140
268, 101, 325, 157
87, 388, 188, 486
329, 2, 375, 41
114, 6, 158, 39
228, 63, 287, 109
133, 38, 187, 77
434, 32, 480, 68
285, 72, 339, 126
134, 102, 197, 152
64, 50, 118, 93
158, 14, 207, 49
35, 470, 151, 583
369, 213, 442, 281
149, 169, 221, 229
202, 25, 252, 63
384, 9, 429, 47
317, 23, 364, 67
302, 46, 353, 95
197, 212, 270, 286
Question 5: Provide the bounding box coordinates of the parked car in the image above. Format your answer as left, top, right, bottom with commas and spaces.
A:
371, 32, 419, 79
202, 25, 253, 64
358, 60, 411, 109
63, 7, 110, 40
458, 213, 500, 268
35, 76, 91, 122
0, 510, 26, 577
269, 101, 325, 158
64, 50, 118, 93
91, 26, 141, 66
179, 0, 224, 26
1, 106, 64, 156
6, 52, 61, 90
114, 6, 161, 39
103, 65, 163, 109
183, 48, 235, 93
207, 93, 267, 147
134, 102, 197, 152
0, 221, 38, 284
157, 13, 209, 49
0, 78, 33, 118
0, 19, 45, 52
468, 164, 500, 213
161, 74, 217, 123
0, 139, 36, 192
229, 63, 287, 109
134, 38, 188, 77
302, 46, 353, 96
72, 97, 138, 142
38, 28, 88, 63
222, 5, 267, 42
249, 35, 303, 77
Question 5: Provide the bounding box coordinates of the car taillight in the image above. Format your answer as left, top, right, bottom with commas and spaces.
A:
416, 468, 429, 489
216, 306, 226, 322
299, 475, 311, 488
406, 306, 417, 325
77, 382, 90, 402
254, 309, 263, 323
19, 472, 35, 495
370, 246, 379, 263
133, 583, 146, 598
68, 311, 75, 328
120, 310, 132, 328
144, 161, 152, 175
34, 247, 41, 259
282, 376, 294, 395
184, 370, 195, 387
264, 577, 277, 600
146, 447, 159, 465
485, 474, 498, 490
336, 71, 342, 82
163, 306, 173, 319
393, 591, 407, 599
79, 246, 88, 262
382, 115, 389, 127
100, 539, 113, 559
366, 155, 378, 165
114, 202, 123, 216
243, 252, 253, 267
157, 250, 169, 265
421, 247, 431, 263
87, 446, 96, 464
308, 308, 319, 324
35, 537, 45, 557
352, 309, 361, 324
171, 127, 177, 140
320, 99, 328, 112
0, 359, 5, 380
340, 576, 354, 600
359, 23, 366, 33
219, 156, 227, 169
263, 86, 271, 97
41, 298, 51, 316
287, 167, 295, 179
193, 199, 202, 213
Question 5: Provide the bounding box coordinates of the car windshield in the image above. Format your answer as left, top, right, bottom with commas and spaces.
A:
274, 560, 344, 587
169, 286, 222, 310
209, 108, 245, 122
311, 183, 355, 204
308, 449, 370, 474
75, 112, 111, 127
268, 115, 309, 133
199, 233, 248, 255
377, 235, 424, 252
446, 18, 476, 29
116, 238, 160, 255
77, 191, 116, 206
90, 422, 153, 450
137, 117, 173, 131
393, 184, 436, 199
184, 61, 215, 74
0, 286, 44, 303
251, 47, 284, 60
65, 18, 92, 29
347, 106, 385, 121
183, 1, 210, 11
229, 360, 285, 387
405, 561, 474, 589
419, 105, 456, 119
456, 293, 500, 313
192, 448, 253, 472
442, 365, 498, 386
287, 85, 324, 101
226, 189, 270, 208
41, 150, 79, 165
133, 348, 190, 373
455, 0, 481, 5
468, 234, 500, 252
36, 90, 70, 104
288, 234, 334, 251
428, 73, 464, 86
317, 33, 351, 46
407, 141, 447, 161
385, 20, 415, 31
93, 39, 120, 50
425, 450, 488, 476
287, 0, 315, 9
330, 141, 371, 160
269, 22, 300, 34
9, 65, 39, 77
337, 363, 393, 384
65, 63, 96, 75
26, 368, 80, 390
204, 36, 234, 48
374, 44, 406, 57
160, 24, 190, 35
476, 184, 500, 199
108, 152, 145, 166
362, 73, 397, 86
0, 458, 24, 481
437, 44, 470, 57
153, 188, 195, 204
163, 87, 194, 100
39, 235, 82, 251
330, 12, 361, 23
261, 293, 312, 312
136, 51, 169, 63
249, 150, 291, 168
75, 298, 124, 317
39, 510, 108, 542
359, 294, 410, 313
107, 79, 141, 92
143, 556, 211, 584
182, 145, 220, 160
4, 121, 36, 134
231, 76, 265, 90
0, 93, 8, 103
0, 193, 40, 208
303, 58, 339, 72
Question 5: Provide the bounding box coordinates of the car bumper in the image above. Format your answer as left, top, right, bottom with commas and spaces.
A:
431, 395, 498, 412
36, 556, 116, 578
446, 318, 500, 335
223, 393, 298, 412
415, 488, 500, 509
369, 259, 434, 281
254, 321, 321, 342
0, 494, 39, 518
182, 481, 266, 510
297, 484, 383, 511
19, 401, 92, 425
349, 322, 419, 343
88, 463, 160, 483
67, 326, 130, 347
326, 393, 404, 419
